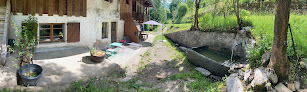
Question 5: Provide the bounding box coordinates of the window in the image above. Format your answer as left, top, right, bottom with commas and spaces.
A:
102, 22, 108, 39
39, 23, 65, 43
126, 0, 129, 4
132, 1, 136, 12
105, 0, 113, 3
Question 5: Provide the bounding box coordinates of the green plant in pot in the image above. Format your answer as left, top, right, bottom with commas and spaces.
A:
90, 47, 106, 63
12, 15, 43, 86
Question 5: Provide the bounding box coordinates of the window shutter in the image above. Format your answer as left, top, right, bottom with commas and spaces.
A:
67, 23, 80, 42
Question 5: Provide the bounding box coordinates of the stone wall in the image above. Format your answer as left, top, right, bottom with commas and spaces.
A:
165, 30, 253, 60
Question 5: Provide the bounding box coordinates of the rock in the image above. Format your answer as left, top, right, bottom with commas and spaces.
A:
275, 83, 292, 92
231, 63, 246, 69
238, 69, 244, 79
243, 70, 251, 82
298, 89, 307, 92
287, 83, 295, 91
265, 83, 274, 91
262, 51, 271, 67
195, 67, 211, 76
268, 89, 277, 92
210, 75, 222, 80
294, 81, 300, 90
251, 68, 268, 91
265, 68, 278, 84
226, 74, 244, 92
118, 77, 131, 82
300, 60, 307, 69
248, 72, 254, 83
179, 67, 184, 72
228, 67, 239, 74
155, 75, 166, 80
135, 80, 143, 85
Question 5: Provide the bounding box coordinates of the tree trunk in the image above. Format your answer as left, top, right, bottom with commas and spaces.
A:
233, 0, 241, 29
269, 0, 291, 81
193, 0, 201, 30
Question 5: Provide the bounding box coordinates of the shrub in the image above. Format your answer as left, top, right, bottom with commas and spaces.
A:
176, 4, 188, 19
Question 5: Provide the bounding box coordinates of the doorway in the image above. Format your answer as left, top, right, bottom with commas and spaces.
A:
111, 22, 117, 43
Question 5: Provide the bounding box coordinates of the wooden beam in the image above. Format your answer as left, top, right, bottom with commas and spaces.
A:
59, 0, 67, 16
67, 0, 73, 16
48, 0, 54, 16
75, 0, 80, 17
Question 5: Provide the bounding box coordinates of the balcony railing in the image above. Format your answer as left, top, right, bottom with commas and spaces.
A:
132, 11, 149, 22
144, 14, 149, 22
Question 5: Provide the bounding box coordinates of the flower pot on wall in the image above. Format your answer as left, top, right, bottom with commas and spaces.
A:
18, 64, 43, 86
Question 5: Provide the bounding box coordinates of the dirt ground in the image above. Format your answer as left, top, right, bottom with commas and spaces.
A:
111, 26, 198, 91
126, 41, 190, 91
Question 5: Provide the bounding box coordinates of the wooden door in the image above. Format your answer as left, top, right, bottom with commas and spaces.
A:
67, 23, 80, 42
111, 22, 117, 43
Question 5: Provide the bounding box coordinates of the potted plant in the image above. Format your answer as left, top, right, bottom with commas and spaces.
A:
90, 47, 106, 63
12, 15, 43, 86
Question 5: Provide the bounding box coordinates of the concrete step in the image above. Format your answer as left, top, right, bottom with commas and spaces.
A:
0, 17, 4, 21
0, 7, 5, 13
0, 28, 3, 33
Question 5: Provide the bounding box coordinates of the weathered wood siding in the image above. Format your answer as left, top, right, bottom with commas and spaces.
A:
0, 0, 6, 7
10, 0, 86, 17
120, 0, 132, 20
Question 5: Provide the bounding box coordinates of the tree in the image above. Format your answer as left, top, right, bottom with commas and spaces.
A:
176, 4, 188, 19
269, 0, 291, 81
193, 0, 201, 30
233, 0, 241, 28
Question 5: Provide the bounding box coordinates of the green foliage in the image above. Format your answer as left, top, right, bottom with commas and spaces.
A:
245, 14, 307, 58
246, 39, 268, 68
12, 15, 38, 63
175, 4, 188, 23
90, 47, 97, 55
165, 24, 192, 34
170, 71, 225, 91
199, 14, 237, 31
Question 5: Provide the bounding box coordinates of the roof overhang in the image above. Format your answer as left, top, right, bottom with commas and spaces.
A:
144, 0, 156, 9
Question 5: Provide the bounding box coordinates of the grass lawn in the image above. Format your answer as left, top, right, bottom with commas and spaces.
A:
246, 14, 307, 57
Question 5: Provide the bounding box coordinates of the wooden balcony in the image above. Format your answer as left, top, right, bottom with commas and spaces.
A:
144, 14, 149, 22
132, 11, 149, 22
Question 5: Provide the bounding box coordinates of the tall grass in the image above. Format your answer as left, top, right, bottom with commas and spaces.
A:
246, 14, 307, 57
199, 14, 238, 31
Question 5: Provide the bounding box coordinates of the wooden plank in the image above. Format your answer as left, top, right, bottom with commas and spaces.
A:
37, 0, 46, 16
74, 0, 80, 17
67, 23, 80, 42
48, 0, 54, 16
67, 0, 73, 16
10, 0, 17, 14
16, 0, 23, 13
81, 0, 86, 17
59, 0, 67, 16
53, 0, 59, 14
28, 0, 36, 14
22, 0, 27, 15
0, 0, 6, 7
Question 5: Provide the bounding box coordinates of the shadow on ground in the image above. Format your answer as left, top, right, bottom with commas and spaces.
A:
34, 47, 89, 60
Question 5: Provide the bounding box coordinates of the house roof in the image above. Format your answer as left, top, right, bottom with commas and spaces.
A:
143, 0, 156, 9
